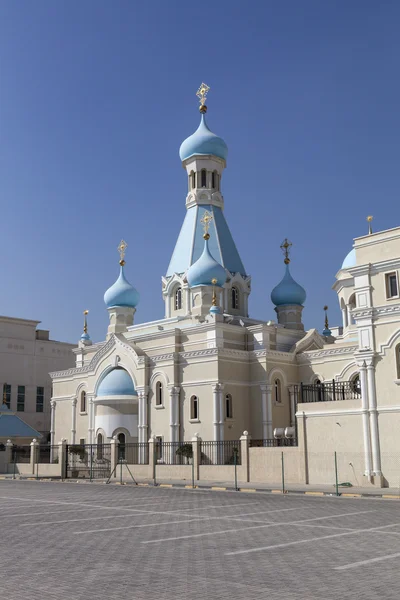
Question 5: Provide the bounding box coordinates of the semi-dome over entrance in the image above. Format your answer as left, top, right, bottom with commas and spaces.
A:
96, 368, 136, 397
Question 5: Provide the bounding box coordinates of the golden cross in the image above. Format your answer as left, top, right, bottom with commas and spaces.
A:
280, 238, 292, 264
118, 239, 128, 265
200, 210, 213, 238
196, 82, 210, 107
83, 310, 89, 334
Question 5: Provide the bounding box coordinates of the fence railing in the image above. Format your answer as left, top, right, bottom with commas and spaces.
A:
155, 441, 193, 465
120, 443, 149, 464
38, 445, 59, 464
12, 445, 31, 463
249, 438, 298, 448
200, 441, 241, 466
300, 380, 361, 403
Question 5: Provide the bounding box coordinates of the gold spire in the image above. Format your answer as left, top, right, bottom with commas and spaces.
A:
323, 305, 329, 330
118, 239, 128, 266
197, 82, 210, 113
367, 215, 373, 235
280, 238, 292, 264
83, 310, 89, 335
200, 210, 213, 240
211, 278, 218, 306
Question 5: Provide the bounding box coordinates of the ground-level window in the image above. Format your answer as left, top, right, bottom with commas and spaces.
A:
36, 386, 44, 412
17, 386, 25, 412
190, 395, 199, 420
225, 394, 233, 419
274, 379, 282, 403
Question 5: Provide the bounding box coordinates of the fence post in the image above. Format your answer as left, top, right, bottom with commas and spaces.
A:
149, 436, 156, 484
334, 451, 339, 496
30, 438, 39, 475
240, 431, 250, 483
59, 439, 67, 480
191, 434, 200, 485
110, 437, 119, 479
281, 451, 285, 494
5, 439, 13, 465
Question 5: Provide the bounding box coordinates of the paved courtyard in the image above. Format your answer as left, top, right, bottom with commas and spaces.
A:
1, 481, 400, 599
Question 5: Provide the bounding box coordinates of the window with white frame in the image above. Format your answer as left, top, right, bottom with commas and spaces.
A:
274, 379, 282, 403
155, 381, 163, 406
80, 390, 86, 413
175, 287, 182, 310
385, 272, 399, 299
231, 286, 239, 310
225, 394, 233, 419
190, 395, 199, 420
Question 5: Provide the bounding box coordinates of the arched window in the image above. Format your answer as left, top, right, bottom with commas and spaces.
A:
175, 287, 182, 310
190, 395, 199, 420
192, 171, 196, 189
118, 432, 126, 460
212, 171, 216, 189
225, 394, 233, 419
97, 433, 103, 459
156, 382, 163, 406
231, 287, 239, 310
201, 169, 207, 188
80, 391, 86, 413
274, 379, 282, 403
350, 373, 361, 396
397, 344, 400, 379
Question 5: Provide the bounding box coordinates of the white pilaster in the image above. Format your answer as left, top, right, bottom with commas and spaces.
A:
71, 398, 77, 445
346, 304, 352, 326
50, 400, 56, 448
169, 386, 180, 443
288, 385, 296, 428
358, 361, 372, 477
260, 385, 268, 440
212, 384, 221, 442
342, 307, 348, 329
266, 384, 273, 439
367, 362, 381, 475
217, 383, 225, 443
88, 396, 95, 445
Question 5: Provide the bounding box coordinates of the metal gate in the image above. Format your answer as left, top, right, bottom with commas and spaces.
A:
65, 444, 111, 479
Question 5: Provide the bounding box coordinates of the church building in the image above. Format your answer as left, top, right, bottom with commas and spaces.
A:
50, 84, 400, 487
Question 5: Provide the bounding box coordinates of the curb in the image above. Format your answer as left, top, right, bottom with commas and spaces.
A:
1, 476, 399, 500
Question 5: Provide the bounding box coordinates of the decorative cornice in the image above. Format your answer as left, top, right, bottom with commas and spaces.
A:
298, 345, 358, 361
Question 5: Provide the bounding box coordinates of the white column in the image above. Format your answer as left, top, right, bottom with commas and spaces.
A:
347, 304, 352, 326
169, 386, 180, 443
367, 363, 381, 475
359, 361, 372, 477
212, 384, 220, 442
217, 383, 225, 442
71, 398, 77, 445
184, 287, 191, 315
50, 400, 56, 448
342, 307, 348, 329
266, 384, 273, 439
88, 397, 95, 445
165, 295, 171, 319
288, 385, 296, 427
260, 385, 268, 440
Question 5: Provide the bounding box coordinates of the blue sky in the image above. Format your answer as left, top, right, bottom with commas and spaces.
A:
1, 1, 399, 342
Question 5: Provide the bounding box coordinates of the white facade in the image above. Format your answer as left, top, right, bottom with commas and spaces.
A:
0, 316, 75, 439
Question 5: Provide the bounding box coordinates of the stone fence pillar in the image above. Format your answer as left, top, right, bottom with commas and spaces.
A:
5, 440, 13, 464
240, 431, 250, 482
30, 438, 39, 475
59, 439, 67, 480
149, 437, 156, 481
110, 437, 119, 478
191, 435, 200, 481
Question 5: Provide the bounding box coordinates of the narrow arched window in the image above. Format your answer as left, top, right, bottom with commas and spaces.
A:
191, 171, 196, 189
97, 433, 103, 459
201, 169, 207, 188
274, 379, 282, 403
231, 287, 239, 310
118, 432, 126, 460
396, 344, 400, 379
80, 391, 86, 413
156, 382, 163, 406
175, 287, 182, 310
225, 394, 233, 419
190, 395, 199, 420
212, 171, 216, 189
351, 373, 361, 396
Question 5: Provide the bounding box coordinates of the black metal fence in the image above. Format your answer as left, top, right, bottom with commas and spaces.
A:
300, 380, 361, 403
65, 444, 111, 479
155, 441, 193, 465
199, 441, 241, 466
121, 443, 149, 464
12, 445, 31, 463
249, 438, 297, 448
37, 445, 59, 464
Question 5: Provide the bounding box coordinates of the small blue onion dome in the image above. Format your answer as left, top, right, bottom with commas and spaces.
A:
80, 332, 91, 342
97, 368, 136, 397
187, 237, 227, 288
341, 248, 356, 269
104, 265, 140, 309
271, 264, 306, 306
210, 305, 222, 315
179, 114, 228, 162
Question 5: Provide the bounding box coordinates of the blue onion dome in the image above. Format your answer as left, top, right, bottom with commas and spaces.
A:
104, 265, 140, 309
179, 113, 228, 162
80, 332, 90, 342
341, 248, 356, 269
187, 235, 227, 288
271, 264, 306, 306
97, 368, 136, 397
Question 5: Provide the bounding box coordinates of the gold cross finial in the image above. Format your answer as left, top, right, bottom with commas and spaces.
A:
367, 215, 373, 235
280, 238, 292, 264
323, 305, 329, 330
118, 239, 128, 266
200, 210, 213, 240
83, 310, 89, 334
197, 82, 210, 113
211, 278, 218, 306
